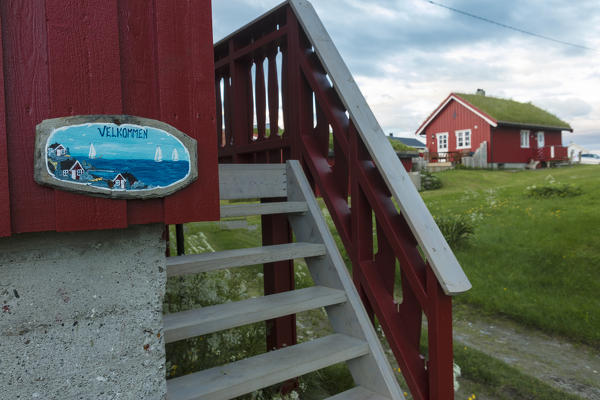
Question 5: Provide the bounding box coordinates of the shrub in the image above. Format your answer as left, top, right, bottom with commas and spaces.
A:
525, 183, 582, 198
434, 214, 475, 249
421, 171, 443, 190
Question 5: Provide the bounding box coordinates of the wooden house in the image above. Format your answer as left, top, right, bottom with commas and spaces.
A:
48, 143, 67, 157
416, 91, 573, 168
58, 159, 84, 180
113, 173, 127, 189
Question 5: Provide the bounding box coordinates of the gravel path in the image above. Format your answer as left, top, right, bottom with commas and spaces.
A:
453, 312, 600, 399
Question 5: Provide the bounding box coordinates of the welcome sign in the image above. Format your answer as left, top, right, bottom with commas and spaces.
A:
34, 115, 198, 199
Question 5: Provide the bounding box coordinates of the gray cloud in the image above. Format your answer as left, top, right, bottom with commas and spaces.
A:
535, 98, 593, 120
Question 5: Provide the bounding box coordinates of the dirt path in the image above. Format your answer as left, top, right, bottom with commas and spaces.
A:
453, 310, 600, 399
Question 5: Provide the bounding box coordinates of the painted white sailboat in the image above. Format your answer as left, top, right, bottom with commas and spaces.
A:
171, 148, 179, 162
88, 143, 96, 159
154, 145, 163, 162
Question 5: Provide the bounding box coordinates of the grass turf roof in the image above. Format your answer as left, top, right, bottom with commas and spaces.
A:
456, 93, 572, 130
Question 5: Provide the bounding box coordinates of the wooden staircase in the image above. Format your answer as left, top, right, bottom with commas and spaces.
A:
164, 161, 404, 400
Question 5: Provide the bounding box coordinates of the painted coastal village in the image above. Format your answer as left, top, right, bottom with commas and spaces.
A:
46, 142, 145, 189
42, 121, 191, 193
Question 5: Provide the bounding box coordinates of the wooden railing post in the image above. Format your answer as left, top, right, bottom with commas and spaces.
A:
261, 198, 296, 351
285, 8, 302, 161
261, 197, 298, 394
427, 268, 454, 399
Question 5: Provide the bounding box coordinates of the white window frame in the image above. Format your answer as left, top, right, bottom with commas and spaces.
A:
455, 129, 471, 150
536, 131, 545, 148
435, 132, 448, 152
520, 130, 530, 148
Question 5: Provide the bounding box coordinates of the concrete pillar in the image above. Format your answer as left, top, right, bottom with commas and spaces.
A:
0, 224, 166, 399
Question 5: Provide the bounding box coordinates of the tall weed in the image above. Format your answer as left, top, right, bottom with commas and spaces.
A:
434, 214, 475, 249
525, 182, 582, 198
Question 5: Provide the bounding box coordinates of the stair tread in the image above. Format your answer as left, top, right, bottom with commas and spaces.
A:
164, 286, 346, 343
166, 242, 326, 277
167, 333, 369, 400
325, 386, 393, 400
220, 201, 307, 218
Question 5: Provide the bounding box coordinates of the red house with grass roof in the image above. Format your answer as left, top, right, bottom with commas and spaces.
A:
416, 90, 573, 168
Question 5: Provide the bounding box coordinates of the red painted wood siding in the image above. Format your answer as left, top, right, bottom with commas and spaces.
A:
0, 14, 9, 237
0, 0, 218, 237
490, 127, 563, 163
544, 130, 564, 146
423, 99, 491, 156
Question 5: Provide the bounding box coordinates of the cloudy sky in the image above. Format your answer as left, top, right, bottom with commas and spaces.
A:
213, 0, 600, 150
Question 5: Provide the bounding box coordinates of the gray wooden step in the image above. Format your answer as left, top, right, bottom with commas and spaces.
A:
166, 242, 326, 277
325, 386, 391, 400
166, 333, 369, 400
219, 163, 287, 200
163, 286, 346, 343
220, 201, 307, 218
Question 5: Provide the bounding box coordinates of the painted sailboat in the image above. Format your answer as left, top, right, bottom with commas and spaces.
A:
172, 148, 179, 162
154, 145, 163, 162
88, 143, 96, 159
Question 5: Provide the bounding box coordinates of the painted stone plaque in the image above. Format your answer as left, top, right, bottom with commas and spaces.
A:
34, 115, 198, 199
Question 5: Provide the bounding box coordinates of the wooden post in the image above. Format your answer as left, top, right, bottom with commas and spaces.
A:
261, 197, 297, 393
261, 198, 296, 351
427, 267, 454, 400
175, 224, 185, 256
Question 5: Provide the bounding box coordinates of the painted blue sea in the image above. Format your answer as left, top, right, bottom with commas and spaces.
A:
79, 157, 189, 188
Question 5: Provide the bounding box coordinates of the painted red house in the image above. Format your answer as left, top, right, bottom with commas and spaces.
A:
59, 159, 84, 180
113, 173, 127, 189
48, 143, 67, 157
416, 91, 573, 168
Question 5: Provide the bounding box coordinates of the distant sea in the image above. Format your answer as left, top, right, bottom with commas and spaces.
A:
77, 157, 189, 187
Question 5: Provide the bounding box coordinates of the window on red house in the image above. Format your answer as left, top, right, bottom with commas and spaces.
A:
455, 129, 471, 149
520, 130, 530, 148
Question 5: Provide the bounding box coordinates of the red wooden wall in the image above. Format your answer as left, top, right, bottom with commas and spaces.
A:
0, 0, 219, 237
423, 99, 491, 155
490, 127, 563, 163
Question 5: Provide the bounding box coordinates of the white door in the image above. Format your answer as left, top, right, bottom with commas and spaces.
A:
537, 131, 545, 148
436, 133, 448, 153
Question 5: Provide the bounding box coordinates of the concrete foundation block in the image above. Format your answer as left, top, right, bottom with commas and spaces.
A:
0, 224, 166, 400
408, 171, 421, 191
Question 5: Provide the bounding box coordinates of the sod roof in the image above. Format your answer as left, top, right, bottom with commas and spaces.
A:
455, 93, 572, 130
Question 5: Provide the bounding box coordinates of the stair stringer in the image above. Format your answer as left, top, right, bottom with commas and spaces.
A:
285, 160, 404, 400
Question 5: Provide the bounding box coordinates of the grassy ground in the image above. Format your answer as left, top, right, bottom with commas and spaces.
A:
453, 344, 582, 400
421, 165, 600, 347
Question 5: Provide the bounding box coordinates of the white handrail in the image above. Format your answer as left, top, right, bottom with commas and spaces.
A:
288, 0, 471, 295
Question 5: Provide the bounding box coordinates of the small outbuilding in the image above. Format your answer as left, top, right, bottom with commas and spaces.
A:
388, 135, 427, 151
416, 91, 573, 168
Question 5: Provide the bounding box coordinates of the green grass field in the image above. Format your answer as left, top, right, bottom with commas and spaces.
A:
422, 165, 600, 347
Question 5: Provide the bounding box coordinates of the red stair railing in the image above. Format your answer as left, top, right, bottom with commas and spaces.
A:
214, 1, 471, 399
536, 145, 569, 162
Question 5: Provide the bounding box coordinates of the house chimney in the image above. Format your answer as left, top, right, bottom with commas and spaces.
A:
476, 88, 485, 96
